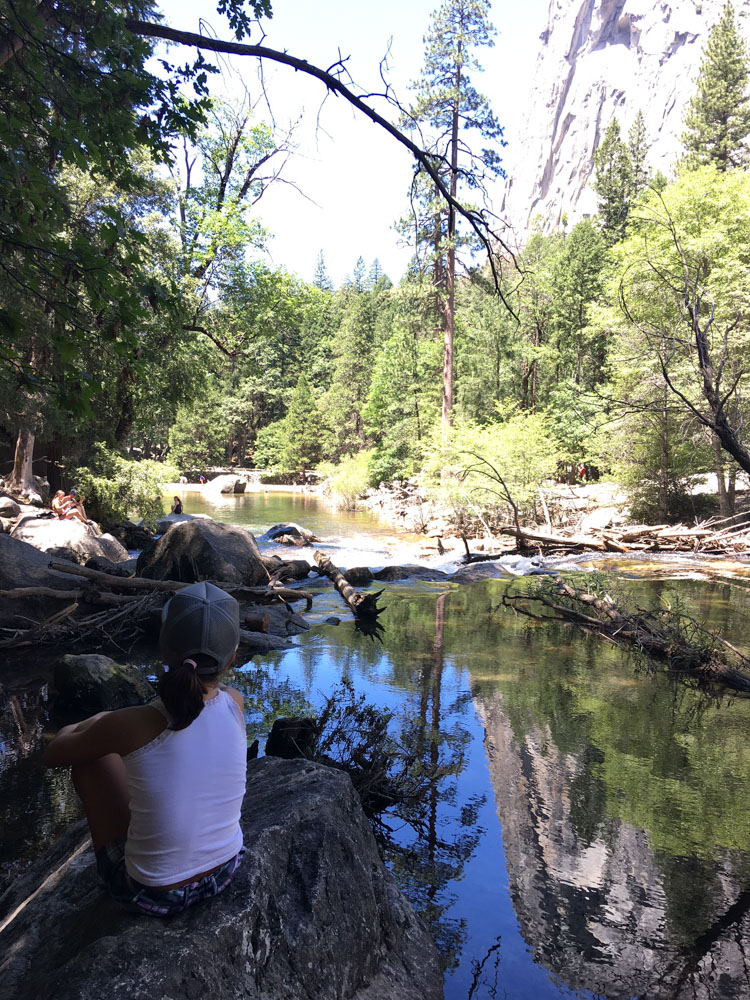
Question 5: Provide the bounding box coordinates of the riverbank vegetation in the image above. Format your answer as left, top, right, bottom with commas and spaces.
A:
3, 2, 750, 538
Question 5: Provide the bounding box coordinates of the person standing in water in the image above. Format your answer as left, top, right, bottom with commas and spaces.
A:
44, 582, 247, 916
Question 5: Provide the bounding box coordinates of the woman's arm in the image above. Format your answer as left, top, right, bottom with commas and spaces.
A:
43, 706, 166, 767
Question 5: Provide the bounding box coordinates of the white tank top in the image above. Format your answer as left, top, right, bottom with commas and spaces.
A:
123, 689, 246, 886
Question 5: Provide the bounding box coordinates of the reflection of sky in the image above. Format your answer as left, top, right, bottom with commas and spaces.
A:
241, 623, 596, 1000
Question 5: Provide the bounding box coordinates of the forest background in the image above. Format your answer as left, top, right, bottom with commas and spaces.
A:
3, 0, 750, 529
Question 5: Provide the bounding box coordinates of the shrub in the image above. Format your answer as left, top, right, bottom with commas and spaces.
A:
74, 444, 179, 525
319, 451, 374, 509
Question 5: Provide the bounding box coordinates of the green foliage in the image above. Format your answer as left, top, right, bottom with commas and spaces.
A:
319, 451, 375, 509
365, 283, 442, 482
423, 409, 559, 522
168, 389, 228, 470
682, 2, 750, 171
252, 418, 287, 470
628, 110, 650, 196
280, 374, 324, 476
74, 444, 178, 524
593, 118, 633, 244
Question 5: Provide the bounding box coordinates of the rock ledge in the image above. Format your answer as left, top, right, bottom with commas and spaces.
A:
0, 757, 443, 1000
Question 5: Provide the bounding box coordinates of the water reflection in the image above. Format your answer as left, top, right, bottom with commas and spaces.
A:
471, 579, 750, 999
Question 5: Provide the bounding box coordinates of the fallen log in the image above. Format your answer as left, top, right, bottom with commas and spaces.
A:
47, 561, 313, 608
501, 577, 750, 693
313, 551, 384, 619
497, 525, 607, 550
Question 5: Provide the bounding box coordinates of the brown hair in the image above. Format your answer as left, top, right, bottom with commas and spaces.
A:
157, 654, 220, 731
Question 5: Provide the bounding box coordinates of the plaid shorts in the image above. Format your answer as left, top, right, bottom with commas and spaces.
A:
95, 839, 244, 917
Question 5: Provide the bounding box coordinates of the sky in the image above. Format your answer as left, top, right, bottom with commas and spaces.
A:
158, 0, 547, 287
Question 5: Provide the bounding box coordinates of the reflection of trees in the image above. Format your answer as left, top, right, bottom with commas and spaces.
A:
384, 592, 483, 974
475, 671, 750, 999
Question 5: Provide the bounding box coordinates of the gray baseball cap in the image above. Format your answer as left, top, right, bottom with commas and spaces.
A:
160, 581, 240, 672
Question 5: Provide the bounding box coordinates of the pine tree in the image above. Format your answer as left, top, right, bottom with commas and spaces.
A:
313, 250, 333, 291
593, 119, 633, 245
281, 374, 323, 477
403, 0, 504, 430
349, 256, 367, 292
682, 2, 750, 171
628, 110, 649, 196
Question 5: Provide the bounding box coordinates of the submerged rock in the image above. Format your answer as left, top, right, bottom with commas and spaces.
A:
136, 519, 266, 585
0, 758, 443, 1000
54, 654, 154, 713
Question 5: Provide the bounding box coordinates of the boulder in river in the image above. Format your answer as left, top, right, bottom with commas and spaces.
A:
136, 519, 266, 585
204, 473, 247, 495
344, 566, 374, 586
0, 757, 443, 1000
261, 522, 320, 545
54, 654, 154, 713
9, 517, 128, 566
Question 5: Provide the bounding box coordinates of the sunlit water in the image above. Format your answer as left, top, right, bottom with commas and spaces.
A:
2, 492, 750, 1000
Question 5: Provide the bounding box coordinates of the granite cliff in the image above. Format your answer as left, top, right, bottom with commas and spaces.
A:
501, 0, 750, 238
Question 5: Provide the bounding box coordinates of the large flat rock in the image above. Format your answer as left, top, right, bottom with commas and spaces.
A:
10, 517, 127, 566
0, 758, 443, 1000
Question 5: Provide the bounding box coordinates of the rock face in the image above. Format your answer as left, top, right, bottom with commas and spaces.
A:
10, 517, 128, 566
136, 519, 266, 585
53, 654, 154, 713
0, 758, 443, 1000
501, 0, 750, 236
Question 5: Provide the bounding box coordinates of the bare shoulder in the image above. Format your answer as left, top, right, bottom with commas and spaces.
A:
44, 703, 167, 766
220, 685, 244, 710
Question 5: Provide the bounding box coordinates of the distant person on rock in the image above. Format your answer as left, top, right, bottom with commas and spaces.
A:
171, 496, 183, 515
52, 489, 86, 522
44, 582, 247, 917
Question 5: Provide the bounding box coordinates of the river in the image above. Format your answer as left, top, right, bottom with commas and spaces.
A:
2, 491, 750, 1000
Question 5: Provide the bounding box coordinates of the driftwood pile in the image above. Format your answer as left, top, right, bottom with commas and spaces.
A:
502, 577, 750, 693
0, 561, 313, 651
495, 513, 750, 557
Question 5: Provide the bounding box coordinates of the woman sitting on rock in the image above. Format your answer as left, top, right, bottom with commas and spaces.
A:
52, 489, 86, 522
171, 496, 183, 515
44, 582, 247, 917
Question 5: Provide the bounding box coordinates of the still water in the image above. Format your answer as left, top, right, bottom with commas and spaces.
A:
3, 492, 750, 999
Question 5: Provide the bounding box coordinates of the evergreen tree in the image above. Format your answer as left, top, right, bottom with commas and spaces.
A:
682, 2, 750, 171
313, 250, 333, 291
628, 110, 649, 196
593, 118, 633, 245
368, 258, 385, 287
403, 0, 504, 429
281, 374, 323, 477
350, 256, 367, 292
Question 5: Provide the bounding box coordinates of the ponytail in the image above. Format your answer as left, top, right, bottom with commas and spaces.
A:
157, 656, 219, 731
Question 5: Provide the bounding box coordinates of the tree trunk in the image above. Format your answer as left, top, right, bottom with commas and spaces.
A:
7, 428, 37, 496
441, 49, 461, 432
712, 434, 734, 517
658, 396, 669, 522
